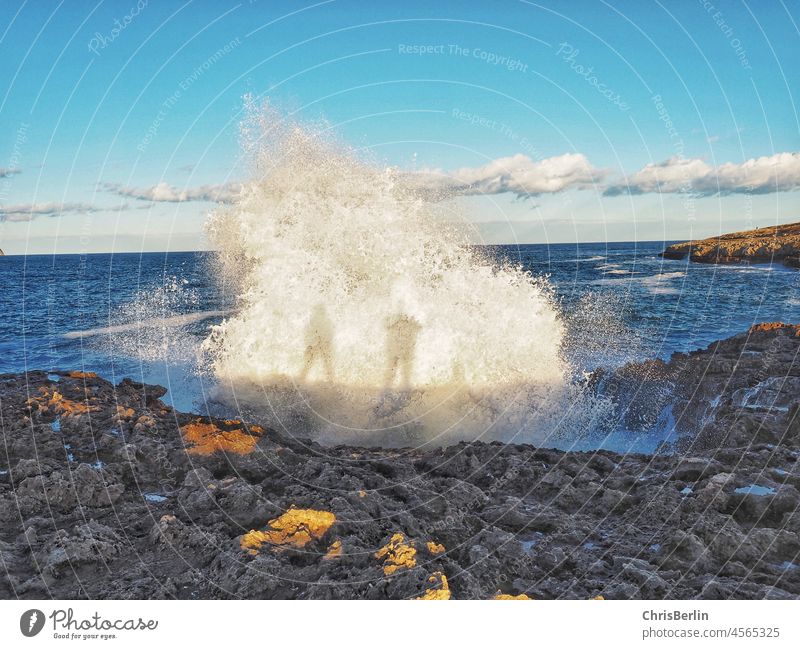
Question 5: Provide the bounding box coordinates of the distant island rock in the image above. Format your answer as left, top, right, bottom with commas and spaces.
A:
662, 221, 800, 268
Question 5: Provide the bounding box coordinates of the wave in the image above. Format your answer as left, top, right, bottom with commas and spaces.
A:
593, 270, 685, 283
648, 271, 686, 280
64, 310, 229, 339
200, 101, 609, 446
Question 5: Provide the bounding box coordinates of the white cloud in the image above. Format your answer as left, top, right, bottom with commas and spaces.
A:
0, 201, 94, 222
99, 150, 800, 209
416, 153, 606, 198
102, 181, 242, 203
604, 152, 800, 196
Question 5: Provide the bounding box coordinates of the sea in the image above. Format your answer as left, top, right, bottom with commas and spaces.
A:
1, 241, 798, 434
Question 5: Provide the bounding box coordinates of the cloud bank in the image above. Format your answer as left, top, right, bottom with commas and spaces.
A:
8, 149, 795, 224
416, 153, 605, 198
101, 181, 242, 203
0, 202, 93, 222
604, 152, 800, 196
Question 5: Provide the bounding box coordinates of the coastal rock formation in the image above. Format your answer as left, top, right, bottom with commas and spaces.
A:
1, 326, 799, 600
662, 222, 800, 268
600, 322, 800, 451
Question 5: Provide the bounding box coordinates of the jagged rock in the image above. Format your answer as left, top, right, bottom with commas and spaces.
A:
0, 325, 799, 598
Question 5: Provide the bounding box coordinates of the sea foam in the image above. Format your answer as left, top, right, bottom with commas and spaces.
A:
202, 103, 607, 446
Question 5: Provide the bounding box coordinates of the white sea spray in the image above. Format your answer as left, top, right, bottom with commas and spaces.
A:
200, 102, 613, 447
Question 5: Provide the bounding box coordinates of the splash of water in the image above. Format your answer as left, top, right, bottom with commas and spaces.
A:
101, 277, 205, 362
202, 104, 605, 446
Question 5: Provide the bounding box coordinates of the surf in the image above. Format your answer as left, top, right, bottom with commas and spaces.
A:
201, 102, 608, 446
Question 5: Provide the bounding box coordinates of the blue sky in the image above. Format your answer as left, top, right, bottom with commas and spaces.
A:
0, 0, 798, 253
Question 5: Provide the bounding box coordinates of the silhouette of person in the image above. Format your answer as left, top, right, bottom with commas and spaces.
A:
299, 304, 335, 382
451, 360, 465, 384
383, 313, 421, 390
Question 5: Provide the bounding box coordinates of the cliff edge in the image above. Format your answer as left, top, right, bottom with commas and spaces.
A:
662, 222, 800, 268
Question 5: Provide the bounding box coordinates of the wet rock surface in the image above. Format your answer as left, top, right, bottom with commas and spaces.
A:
662, 221, 800, 268
1, 326, 799, 599
601, 322, 800, 453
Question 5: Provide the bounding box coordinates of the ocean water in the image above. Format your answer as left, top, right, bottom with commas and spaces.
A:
1, 242, 798, 444
490, 240, 800, 369
0, 250, 231, 412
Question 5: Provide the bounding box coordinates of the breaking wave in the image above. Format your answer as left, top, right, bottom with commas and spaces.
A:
65, 310, 228, 340
98, 279, 218, 363
201, 102, 612, 446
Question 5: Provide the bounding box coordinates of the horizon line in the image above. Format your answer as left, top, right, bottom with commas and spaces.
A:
0, 239, 686, 257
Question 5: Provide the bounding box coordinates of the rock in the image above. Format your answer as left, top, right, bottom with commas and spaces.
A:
725, 485, 800, 528
133, 414, 158, 434
36, 521, 122, 581
672, 457, 723, 482
660, 531, 709, 571
662, 222, 800, 268
607, 324, 800, 453
620, 561, 669, 598
1, 341, 799, 599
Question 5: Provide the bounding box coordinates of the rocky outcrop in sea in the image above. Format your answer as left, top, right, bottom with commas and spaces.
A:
662, 222, 800, 268
1, 324, 799, 599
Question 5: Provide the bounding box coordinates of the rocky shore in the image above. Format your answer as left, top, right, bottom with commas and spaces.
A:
662, 222, 800, 268
1, 324, 800, 600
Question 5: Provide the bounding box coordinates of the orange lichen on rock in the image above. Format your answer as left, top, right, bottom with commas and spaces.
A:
426, 541, 445, 555
241, 508, 336, 555
749, 322, 800, 336
417, 572, 451, 600
493, 592, 532, 600
27, 388, 98, 417
240, 530, 269, 555
25, 388, 46, 410
181, 419, 262, 455
375, 533, 417, 575
223, 419, 265, 434
116, 405, 135, 419
323, 539, 343, 560
48, 391, 98, 416
67, 371, 98, 379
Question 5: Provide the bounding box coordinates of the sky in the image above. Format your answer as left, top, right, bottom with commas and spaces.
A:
0, 0, 798, 254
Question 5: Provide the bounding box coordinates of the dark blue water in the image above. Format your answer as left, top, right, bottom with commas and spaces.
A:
491, 240, 800, 368
1, 242, 799, 412
0, 251, 233, 411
